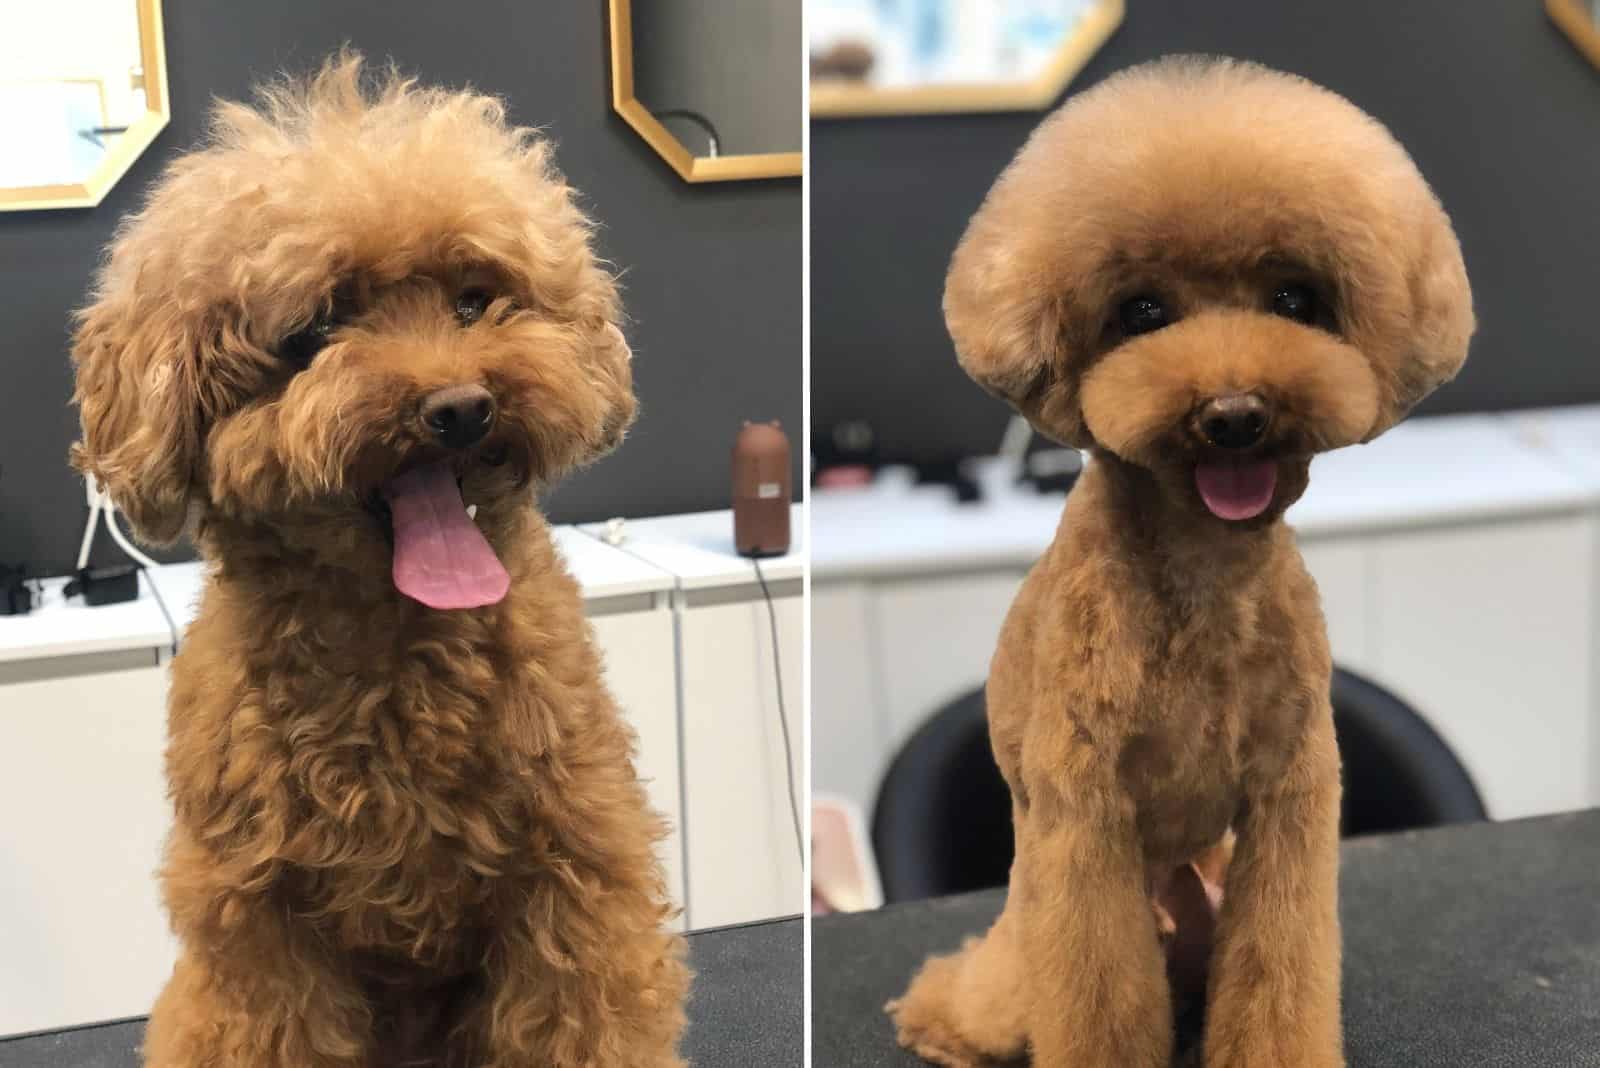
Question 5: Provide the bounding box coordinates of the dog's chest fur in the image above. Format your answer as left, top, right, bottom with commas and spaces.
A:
992, 465, 1330, 871
167, 531, 595, 972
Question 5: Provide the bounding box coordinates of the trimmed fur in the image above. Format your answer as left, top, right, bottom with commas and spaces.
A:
889, 57, 1472, 1068
71, 55, 686, 1068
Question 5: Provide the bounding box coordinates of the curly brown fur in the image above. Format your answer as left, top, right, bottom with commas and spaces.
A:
888, 57, 1472, 1067
71, 54, 686, 1068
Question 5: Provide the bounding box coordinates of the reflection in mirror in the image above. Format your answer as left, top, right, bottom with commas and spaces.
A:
810, 0, 1123, 118
0, 0, 168, 211
608, 0, 802, 183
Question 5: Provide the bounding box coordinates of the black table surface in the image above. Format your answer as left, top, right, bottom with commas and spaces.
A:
815, 811, 1600, 1068
0, 915, 801, 1068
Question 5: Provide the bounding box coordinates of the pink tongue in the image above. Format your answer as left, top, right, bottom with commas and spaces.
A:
1194, 460, 1278, 521
382, 460, 509, 610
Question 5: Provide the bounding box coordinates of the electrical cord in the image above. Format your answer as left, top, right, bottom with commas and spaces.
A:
753, 556, 804, 866
78, 479, 179, 649
654, 109, 721, 158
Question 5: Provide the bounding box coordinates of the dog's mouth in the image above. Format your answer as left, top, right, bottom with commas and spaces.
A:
363, 445, 515, 611
1193, 457, 1278, 521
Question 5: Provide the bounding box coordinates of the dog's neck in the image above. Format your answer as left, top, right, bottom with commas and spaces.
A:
1074, 453, 1290, 608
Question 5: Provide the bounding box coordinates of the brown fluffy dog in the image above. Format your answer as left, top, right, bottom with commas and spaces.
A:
71, 56, 687, 1067
888, 57, 1473, 1067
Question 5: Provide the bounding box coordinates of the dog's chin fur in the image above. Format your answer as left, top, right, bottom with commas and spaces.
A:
891, 56, 1473, 1068
69, 54, 688, 1066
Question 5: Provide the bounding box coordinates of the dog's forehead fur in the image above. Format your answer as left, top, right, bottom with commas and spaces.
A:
97, 55, 610, 337
945, 56, 1473, 447
1006, 58, 1431, 277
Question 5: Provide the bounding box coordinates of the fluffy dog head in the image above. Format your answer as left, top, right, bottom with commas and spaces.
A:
71, 54, 634, 607
946, 56, 1473, 525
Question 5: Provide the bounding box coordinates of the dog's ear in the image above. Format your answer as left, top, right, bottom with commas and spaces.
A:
944, 206, 1093, 449
588, 320, 638, 457
71, 291, 206, 546
1361, 207, 1474, 440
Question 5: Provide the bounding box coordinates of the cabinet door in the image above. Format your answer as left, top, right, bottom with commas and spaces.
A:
588, 604, 685, 930
1371, 514, 1594, 818
810, 582, 885, 812
873, 572, 1025, 764
677, 590, 804, 930
0, 662, 175, 1037
1299, 540, 1373, 676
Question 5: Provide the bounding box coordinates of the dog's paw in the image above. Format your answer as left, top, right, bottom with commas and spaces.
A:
886, 997, 993, 1068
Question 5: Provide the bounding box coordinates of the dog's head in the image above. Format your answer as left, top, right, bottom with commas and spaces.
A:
71, 54, 634, 607
945, 57, 1473, 525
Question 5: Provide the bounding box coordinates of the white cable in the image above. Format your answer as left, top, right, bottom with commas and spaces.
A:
104, 502, 161, 571
998, 413, 1033, 469
75, 493, 101, 570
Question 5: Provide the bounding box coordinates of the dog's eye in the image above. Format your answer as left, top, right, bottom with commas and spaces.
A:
279, 315, 336, 369
455, 288, 493, 325
1270, 284, 1317, 325
1118, 295, 1170, 337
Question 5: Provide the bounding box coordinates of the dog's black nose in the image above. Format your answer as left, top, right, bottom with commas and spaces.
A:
421, 384, 495, 449
1197, 394, 1270, 450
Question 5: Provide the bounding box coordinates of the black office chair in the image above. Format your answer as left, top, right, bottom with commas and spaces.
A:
871, 666, 1488, 904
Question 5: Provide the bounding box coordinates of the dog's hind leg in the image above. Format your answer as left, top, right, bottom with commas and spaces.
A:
887, 905, 1029, 1067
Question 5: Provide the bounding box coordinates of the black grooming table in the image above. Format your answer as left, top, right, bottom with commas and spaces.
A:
815, 811, 1600, 1067
0, 915, 801, 1068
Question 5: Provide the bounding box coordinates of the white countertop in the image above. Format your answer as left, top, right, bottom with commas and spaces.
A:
580, 506, 806, 591
549, 525, 675, 600
0, 570, 173, 665
812, 408, 1600, 582
1504, 405, 1600, 491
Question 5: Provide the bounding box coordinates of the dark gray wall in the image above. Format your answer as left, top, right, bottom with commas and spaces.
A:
634, 0, 802, 156
0, 0, 801, 575
812, 0, 1600, 465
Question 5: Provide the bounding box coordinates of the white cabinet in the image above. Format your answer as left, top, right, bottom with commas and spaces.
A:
549, 528, 684, 928
1365, 514, 1594, 818
810, 583, 883, 807
587, 508, 806, 930
0, 659, 177, 1037
675, 584, 805, 929
1298, 540, 1373, 678
873, 571, 1023, 770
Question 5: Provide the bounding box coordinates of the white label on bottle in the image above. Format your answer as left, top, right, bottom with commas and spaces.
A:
758, 482, 781, 499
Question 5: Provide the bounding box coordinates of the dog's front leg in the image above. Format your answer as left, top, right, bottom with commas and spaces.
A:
465, 738, 689, 1068
1203, 710, 1343, 1068
1019, 794, 1172, 1068
471, 869, 689, 1068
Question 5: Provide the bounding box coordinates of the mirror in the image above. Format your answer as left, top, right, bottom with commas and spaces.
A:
0, 0, 169, 212
1548, 0, 1600, 69
608, 0, 802, 183
809, 0, 1123, 118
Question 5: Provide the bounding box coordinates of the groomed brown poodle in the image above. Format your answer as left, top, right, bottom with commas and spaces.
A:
71, 55, 687, 1067
888, 57, 1473, 1067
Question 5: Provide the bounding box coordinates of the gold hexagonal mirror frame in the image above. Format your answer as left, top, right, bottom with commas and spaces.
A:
607, 0, 802, 183
810, 0, 1124, 119
1547, 0, 1600, 69
0, 0, 170, 212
